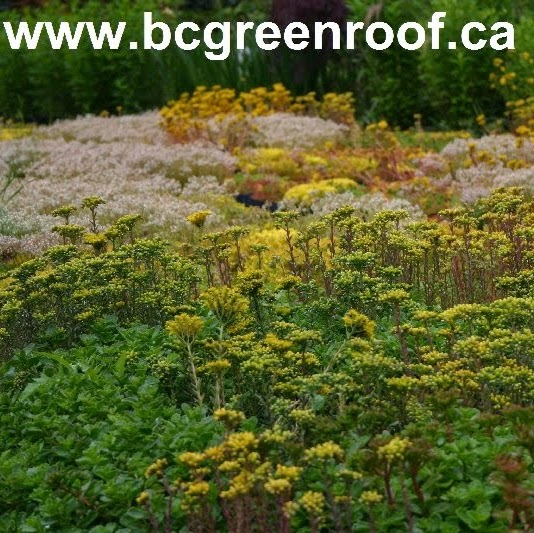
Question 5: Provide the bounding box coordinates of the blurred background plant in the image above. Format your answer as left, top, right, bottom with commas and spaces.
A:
0, 0, 533, 128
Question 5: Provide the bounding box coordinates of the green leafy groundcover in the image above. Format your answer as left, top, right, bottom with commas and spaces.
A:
0, 320, 226, 531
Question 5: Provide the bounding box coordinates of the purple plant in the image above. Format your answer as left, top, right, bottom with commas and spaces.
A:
270, 0, 349, 88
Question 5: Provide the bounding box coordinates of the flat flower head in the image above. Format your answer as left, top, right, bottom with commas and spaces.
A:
178, 452, 205, 469
186, 210, 212, 228
136, 491, 150, 505
81, 196, 106, 210
201, 286, 249, 327
200, 359, 232, 374
304, 442, 344, 462
377, 437, 412, 464
183, 480, 210, 497
264, 477, 292, 495
213, 408, 245, 428
343, 309, 375, 339
299, 491, 326, 516
166, 313, 204, 341
225, 432, 259, 454
359, 490, 383, 505
145, 458, 168, 478
275, 465, 302, 482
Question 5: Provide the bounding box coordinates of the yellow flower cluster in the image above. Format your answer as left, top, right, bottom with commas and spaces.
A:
0, 120, 33, 140
182, 480, 210, 497
160, 84, 355, 147
275, 465, 302, 482
179, 479, 211, 511
508, 98, 534, 141
343, 309, 376, 339
403, 294, 534, 406
237, 146, 377, 185
264, 477, 292, 495
298, 491, 326, 515
490, 53, 534, 95
213, 408, 246, 428
220, 467, 268, 500
359, 490, 383, 505
135, 491, 150, 505
225, 431, 258, 453
200, 286, 249, 330
186, 210, 212, 229
264, 332, 293, 351
200, 359, 232, 374
260, 427, 294, 444
284, 179, 362, 208
145, 458, 168, 478
289, 409, 317, 424
166, 313, 204, 341
377, 437, 411, 463
178, 452, 204, 469
490, 52, 534, 138
304, 441, 344, 462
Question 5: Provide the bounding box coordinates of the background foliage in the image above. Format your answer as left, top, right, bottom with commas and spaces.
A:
0, 0, 533, 126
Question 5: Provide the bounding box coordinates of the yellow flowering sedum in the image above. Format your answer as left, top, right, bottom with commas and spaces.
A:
283, 179, 361, 207
135, 491, 150, 505
299, 491, 326, 515
145, 458, 168, 478
219, 460, 241, 473
304, 441, 344, 462
201, 359, 232, 374
343, 309, 376, 339
260, 427, 294, 444
289, 409, 317, 424
264, 333, 293, 351
166, 313, 204, 342
0, 123, 33, 140
160, 84, 355, 148
213, 408, 245, 428
359, 490, 383, 505
220, 471, 256, 499
377, 437, 412, 464
178, 452, 205, 469
201, 286, 249, 328
275, 465, 302, 482
186, 210, 212, 229
225, 432, 259, 453
183, 480, 210, 497
264, 477, 292, 495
